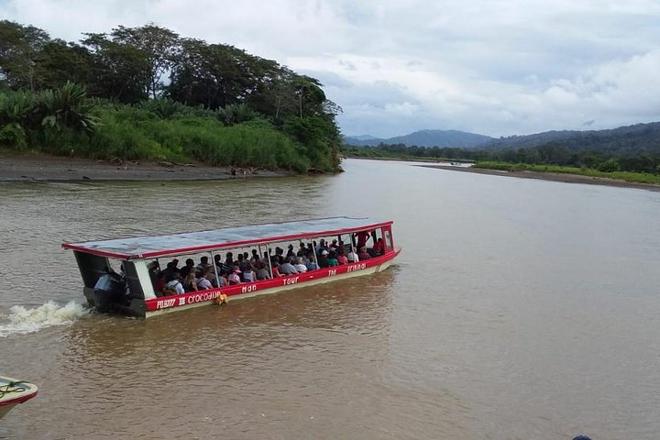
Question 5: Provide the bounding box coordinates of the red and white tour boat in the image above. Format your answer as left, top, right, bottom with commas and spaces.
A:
63, 217, 401, 318
0, 376, 38, 419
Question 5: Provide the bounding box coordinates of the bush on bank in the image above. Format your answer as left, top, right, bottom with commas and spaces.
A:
0, 85, 328, 173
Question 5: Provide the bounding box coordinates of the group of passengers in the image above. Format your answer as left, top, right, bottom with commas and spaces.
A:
148, 231, 386, 297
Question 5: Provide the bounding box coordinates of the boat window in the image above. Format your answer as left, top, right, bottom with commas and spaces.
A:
383, 228, 393, 251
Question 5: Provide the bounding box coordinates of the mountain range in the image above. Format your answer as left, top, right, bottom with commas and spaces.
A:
344, 129, 493, 149
345, 122, 660, 155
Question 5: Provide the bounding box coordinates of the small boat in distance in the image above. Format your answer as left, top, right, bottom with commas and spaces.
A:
63, 217, 401, 318
0, 377, 38, 419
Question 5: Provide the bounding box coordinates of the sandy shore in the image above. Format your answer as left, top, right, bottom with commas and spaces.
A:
418, 164, 660, 192
0, 153, 290, 182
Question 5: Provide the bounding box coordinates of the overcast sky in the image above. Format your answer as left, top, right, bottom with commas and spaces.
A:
3, 0, 660, 137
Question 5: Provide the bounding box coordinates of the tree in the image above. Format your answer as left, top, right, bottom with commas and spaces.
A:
82, 33, 151, 103
0, 20, 50, 90
32, 40, 93, 90
109, 24, 180, 98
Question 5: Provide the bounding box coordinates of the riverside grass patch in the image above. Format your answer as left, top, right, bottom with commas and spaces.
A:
0, 94, 314, 173
474, 161, 660, 185
86, 107, 311, 172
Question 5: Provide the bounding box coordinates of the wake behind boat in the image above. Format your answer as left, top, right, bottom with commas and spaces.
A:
63, 217, 401, 318
0, 377, 38, 419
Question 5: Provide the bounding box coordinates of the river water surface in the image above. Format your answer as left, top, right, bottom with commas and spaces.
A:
1, 159, 660, 439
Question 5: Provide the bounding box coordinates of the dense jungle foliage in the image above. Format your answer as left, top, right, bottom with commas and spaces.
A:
0, 21, 342, 172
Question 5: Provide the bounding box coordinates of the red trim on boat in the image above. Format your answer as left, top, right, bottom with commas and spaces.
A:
62, 220, 394, 260
145, 249, 400, 312
0, 390, 38, 407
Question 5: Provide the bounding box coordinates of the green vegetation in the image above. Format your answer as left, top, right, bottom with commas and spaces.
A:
0, 21, 342, 172
473, 161, 660, 185
343, 139, 660, 184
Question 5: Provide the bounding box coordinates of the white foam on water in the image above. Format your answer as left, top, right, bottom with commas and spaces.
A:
0, 301, 89, 337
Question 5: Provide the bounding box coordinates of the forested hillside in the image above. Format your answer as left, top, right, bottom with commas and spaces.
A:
345, 129, 492, 148
0, 21, 342, 172
343, 121, 660, 174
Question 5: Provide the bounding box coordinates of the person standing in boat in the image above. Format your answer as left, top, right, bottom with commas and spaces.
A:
180, 258, 195, 278
356, 231, 371, 249
372, 238, 385, 256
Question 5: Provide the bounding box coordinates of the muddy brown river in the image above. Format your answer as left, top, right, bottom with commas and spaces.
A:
1, 159, 660, 439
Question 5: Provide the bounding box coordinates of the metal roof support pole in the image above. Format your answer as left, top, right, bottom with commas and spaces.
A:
263, 245, 274, 279
210, 250, 221, 288
312, 240, 320, 268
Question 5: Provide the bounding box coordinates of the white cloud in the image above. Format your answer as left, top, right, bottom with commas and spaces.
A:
2, 0, 660, 136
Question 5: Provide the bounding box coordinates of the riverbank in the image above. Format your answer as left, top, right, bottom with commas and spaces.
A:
419, 164, 660, 192
0, 153, 290, 182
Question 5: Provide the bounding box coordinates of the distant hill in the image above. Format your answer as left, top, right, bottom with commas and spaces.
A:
483, 122, 660, 155
344, 129, 493, 149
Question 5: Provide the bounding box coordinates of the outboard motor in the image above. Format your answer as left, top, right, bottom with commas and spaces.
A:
92, 271, 126, 313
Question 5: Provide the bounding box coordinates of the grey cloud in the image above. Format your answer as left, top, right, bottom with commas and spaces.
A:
3, 0, 660, 136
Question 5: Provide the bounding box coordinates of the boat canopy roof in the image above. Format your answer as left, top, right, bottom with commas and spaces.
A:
62, 216, 393, 260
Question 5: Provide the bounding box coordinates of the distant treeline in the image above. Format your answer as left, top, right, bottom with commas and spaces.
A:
344, 133, 660, 174
0, 21, 341, 172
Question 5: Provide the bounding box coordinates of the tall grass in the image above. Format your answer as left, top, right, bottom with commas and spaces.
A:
1, 90, 315, 173
474, 161, 660, 185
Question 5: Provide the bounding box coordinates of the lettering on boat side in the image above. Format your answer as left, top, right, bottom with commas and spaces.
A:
156, 298, 176, 309
328, 269, 337, 277
283, 277, 299, 286
347, 263, 367, 273
241, 284, 257, 294
187, 291, 221, 304
154, 292, 222, 310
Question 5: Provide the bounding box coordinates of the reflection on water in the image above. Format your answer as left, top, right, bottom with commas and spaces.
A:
2, 159, 660, 439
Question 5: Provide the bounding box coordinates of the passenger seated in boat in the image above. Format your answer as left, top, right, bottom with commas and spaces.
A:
270, 260, 283, 277
297, 242, 306, 257
183, 270, 198, 292
196, 268, 214, 290
250, 249, 260, 264
347, 248, 359, 263
180, 258, 195, 278
216, 273, 228, 287
255, 262, 271, 280
358, 246, 371, 261
243, 265, 256, 282
305, 253, 319, 271
318, 250, 330, 268
329, 239, 338, 252
279, 257, 299, 275
294, 257, 308, 273
337, 249, 348, 265
165, 273, 185, 295
228, 267, 242, 285
327, 251, 339, 267
214, 254, 223, 270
